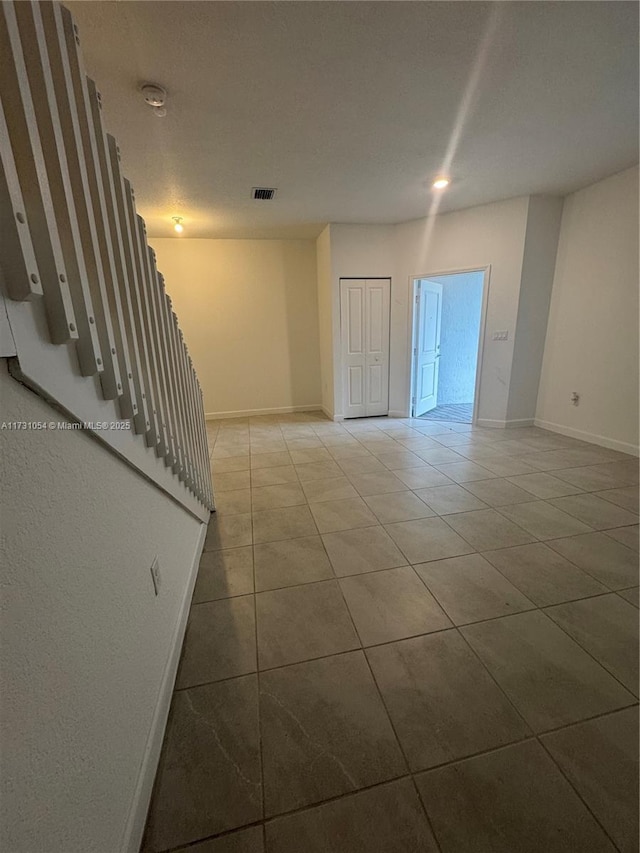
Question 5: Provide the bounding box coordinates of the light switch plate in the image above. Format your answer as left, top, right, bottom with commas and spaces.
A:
493, 330, 509, 341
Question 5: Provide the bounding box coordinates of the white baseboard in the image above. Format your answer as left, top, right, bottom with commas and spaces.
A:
533, 418, 640, 457
205, 404, 322, 420
121, 520, 208, 853
388, 410, 410, 418
475, 418, 535, 429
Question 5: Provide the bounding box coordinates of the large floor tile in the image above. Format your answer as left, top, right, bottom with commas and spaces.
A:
260, 652, 405, 815
250, 451, 292, 469
385, 517, 475, 564
545, 594, 639, 695
415, 554, 534, 625
193, 546, 254, 603
213, 471, 252, 492
498, 500, 592, 539
367, 631, 530, 771
433, 460, 497, 483
256, 580, 359, 669
415, 740, 617, 853
549, 493, 638, 530
251, 483, 306, 512
413, 484, 487, 515
506, 471, 584, 499
607, 524, 639, 552
461, 610, 633, 731
250, 465, 299, 487
265, 778, 438, 853
336, 454, 388, 475
309, 496, 378, 533
294, 460, 344, 481
521, 448, 618, 471
482, 542, 607, 606
595, 486, 640, 513
205, 513, 253, 551
414, 446, 467, 465
541, 708, 639, 853
254, 535, 333, 591
214, 489, 252, 516
252, 505, 317, 544
618, 586, 639, 607
300, 476, 358, 503
548, 531, 639, 588
554, 463, 638, 491
444, 508, 536, 550
473, 456, 539, 477
289, 447, 332, 464
462, 477, 537, 507
394, 465, 454, 489
176, 596, 257, 689
321, 526, 407, 576
173, 827, 264, 853
374, 449, 425, 469
348, 470, 409, 496
211, 456, 250, 474
363, 489, 435, 523
340, 566, 451, 645
143, 677, 261, 851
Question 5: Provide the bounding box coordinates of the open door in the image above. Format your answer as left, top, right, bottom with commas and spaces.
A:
413, 280, 442, 416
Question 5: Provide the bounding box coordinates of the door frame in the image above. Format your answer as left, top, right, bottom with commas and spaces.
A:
407, 265, 491, 424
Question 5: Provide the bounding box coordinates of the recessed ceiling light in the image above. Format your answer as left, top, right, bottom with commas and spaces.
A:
172, 216, 184, 234
432, 177, 450, 190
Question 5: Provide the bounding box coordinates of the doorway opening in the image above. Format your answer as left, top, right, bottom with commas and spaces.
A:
409, 268, 488, 424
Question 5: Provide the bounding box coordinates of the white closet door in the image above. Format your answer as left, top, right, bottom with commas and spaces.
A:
340, 278, 390, 418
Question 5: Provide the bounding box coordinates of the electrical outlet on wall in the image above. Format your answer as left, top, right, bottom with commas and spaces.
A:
571, 391, 580, 406
150, 557, 161, 595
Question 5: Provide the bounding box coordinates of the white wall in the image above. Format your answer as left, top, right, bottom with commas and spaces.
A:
328, 225, 396, 417
425, 272, 484, 405
316, 226, 334, 417
152, 239, 322, 418
393, 196, 531, 421
0, 363, 204, 853
536, 166, 639, 453
507, 196, 564, 423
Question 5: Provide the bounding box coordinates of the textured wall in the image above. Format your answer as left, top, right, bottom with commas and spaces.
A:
0, 363, 204, 852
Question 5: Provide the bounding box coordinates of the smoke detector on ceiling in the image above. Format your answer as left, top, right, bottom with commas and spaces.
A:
251, 187, 277, 200
141, 83, 167, 117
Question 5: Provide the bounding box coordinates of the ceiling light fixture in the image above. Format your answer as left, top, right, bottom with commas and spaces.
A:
172, 216, 184, 234
432, 177, 450, 190
141, 83, 167, 117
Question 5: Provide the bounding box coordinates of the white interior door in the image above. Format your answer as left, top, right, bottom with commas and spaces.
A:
341, 278, 390, 418
414, 280, 442, 416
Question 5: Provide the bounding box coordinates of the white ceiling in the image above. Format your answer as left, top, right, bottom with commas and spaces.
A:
67, 1, 639, 240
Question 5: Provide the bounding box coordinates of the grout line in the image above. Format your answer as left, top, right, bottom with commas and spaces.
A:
537, 734, 625, 852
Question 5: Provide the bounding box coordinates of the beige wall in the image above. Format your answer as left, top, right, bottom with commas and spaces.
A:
152, 239, 322, 418
316, 226, 335, 417
536, 166, 639, 453
0, 364, 205, 853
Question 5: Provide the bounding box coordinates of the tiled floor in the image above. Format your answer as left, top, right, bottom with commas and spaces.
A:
143, 413, 639, 853
420, 403, 473, 423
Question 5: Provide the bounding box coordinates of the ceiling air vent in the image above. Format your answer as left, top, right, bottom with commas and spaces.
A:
251, 187, 277, 200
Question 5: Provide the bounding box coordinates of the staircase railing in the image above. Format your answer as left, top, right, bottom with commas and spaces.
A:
0, 0, 213, 521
